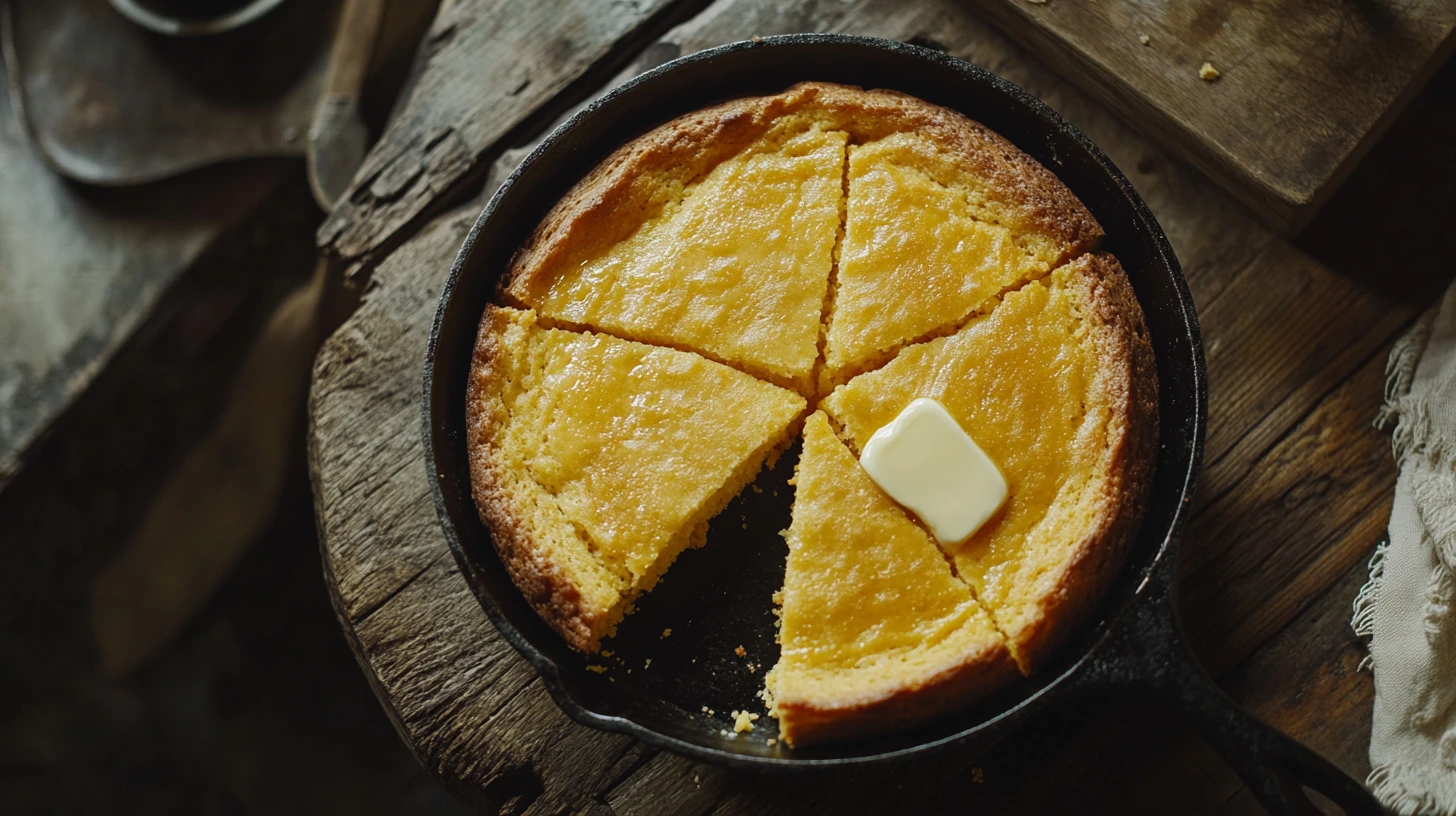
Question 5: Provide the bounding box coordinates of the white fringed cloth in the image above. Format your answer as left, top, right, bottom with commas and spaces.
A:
1354, 282, 1456, 814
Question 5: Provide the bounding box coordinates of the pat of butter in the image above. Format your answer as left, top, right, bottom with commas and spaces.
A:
859, 398, 1007, 545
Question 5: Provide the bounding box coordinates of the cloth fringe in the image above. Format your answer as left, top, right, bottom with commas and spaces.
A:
1415, 466, 1456, 573
1369, 761, 1456, 816
1392, 399, 1454, 471
1423, 565, 1456, 645
1378, 307, 1439, 436
1353, 542, 1388, 672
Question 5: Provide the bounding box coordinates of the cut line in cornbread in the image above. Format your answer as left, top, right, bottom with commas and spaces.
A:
820, 131, 1100, 393
506, 124, 847, 394
466, 306, 807, 652
822, 254, 1157, 674
502, 82, 1102, 397
768, 412, 1016, 747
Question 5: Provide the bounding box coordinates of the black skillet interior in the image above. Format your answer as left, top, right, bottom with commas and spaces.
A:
424, 35, 1204, 769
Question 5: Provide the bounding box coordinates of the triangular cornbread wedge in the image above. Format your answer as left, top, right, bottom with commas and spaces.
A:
821, 130, 1102, 391
504, 124, 847, 393
821, 255, 1157, 674
467, 306, 807, 652
503, 82, 1102, 397
767, 412, 1016, 747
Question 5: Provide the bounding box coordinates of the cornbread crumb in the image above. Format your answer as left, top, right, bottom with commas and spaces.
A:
1138, 34, 1150, 45
970, 767, 985, 783
662, 628, 672, 638
1199, 62, 1221, 81
601, 651, 612, 657
767, 738, 778, 746
644, 659, 652, 669
586, 665, 606, 673
731, 710, 760, 733
735, 645, 747, 658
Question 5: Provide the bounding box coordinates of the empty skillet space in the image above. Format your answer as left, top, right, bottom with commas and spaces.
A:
576, 440, 800, 749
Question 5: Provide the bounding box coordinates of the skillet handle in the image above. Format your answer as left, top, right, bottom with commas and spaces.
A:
1072, 558, 1382, 815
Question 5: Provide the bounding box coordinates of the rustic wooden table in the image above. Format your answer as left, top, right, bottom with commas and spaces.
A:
308, 0, 1456, 811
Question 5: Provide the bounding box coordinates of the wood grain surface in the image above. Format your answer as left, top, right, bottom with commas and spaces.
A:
0, 51, 286, 486
314, 0, 702, 286
308, 0, 1456, 810
962, 0, 1456, 233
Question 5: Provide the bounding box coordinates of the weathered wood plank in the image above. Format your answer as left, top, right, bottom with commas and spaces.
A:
0, 54, 284, 486
315, 0, 690, 281
963, 0, 1456, 233
1183, 351, 1393, 674
1194, 242, 1417, 513
310, 208, 477, 622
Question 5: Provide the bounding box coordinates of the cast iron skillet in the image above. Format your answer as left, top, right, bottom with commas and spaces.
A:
424, 35, 1381, 814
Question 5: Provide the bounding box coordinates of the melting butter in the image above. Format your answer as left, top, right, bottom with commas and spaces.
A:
858, 398, 1007, 545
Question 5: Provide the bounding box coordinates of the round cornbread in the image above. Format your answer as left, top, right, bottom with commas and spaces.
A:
467, 82, 1158, 747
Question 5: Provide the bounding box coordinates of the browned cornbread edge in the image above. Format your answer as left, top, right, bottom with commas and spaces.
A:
773, 623, 1019, 748
465, 306, 616, 653
466, 306, 808, 654
500, 82, 1103, 366
1005, 252, 1159, 675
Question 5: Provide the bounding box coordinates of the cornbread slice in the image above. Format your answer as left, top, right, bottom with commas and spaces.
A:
768, 413, 1016, 747
503, 81, 1102, 395
505, 125, 847, 392
821, 254, 1157, 673
467, 306, 807, 652
823, 132, 1097, 389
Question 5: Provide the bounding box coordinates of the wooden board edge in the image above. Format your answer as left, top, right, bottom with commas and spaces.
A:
959, 0, 1456, 235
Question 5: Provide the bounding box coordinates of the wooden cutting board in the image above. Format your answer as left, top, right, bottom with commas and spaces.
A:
963, 0, 1456, 233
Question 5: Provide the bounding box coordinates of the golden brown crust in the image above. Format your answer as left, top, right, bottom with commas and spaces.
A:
1010, 253, 1159, 673
502, 81, 1102, 309
776, 637, 1018, 748
465, 306, 615, 653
